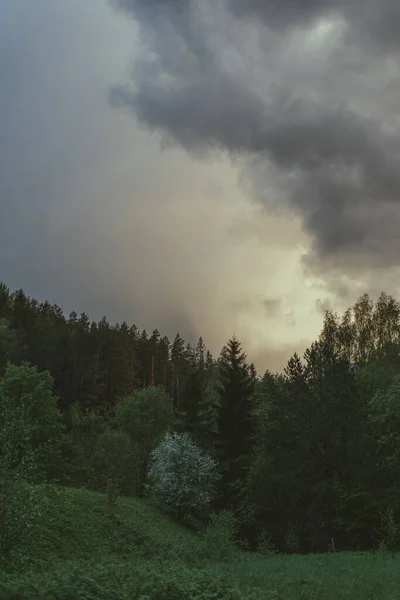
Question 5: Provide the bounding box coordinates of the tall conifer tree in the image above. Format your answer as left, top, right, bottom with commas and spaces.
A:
215, 335, 255, 508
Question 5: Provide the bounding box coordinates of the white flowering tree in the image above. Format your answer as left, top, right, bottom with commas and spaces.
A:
145, 431, 220, 518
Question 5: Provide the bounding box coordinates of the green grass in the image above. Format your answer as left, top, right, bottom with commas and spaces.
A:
1, 482, 205, 567
1, 483, 400, 599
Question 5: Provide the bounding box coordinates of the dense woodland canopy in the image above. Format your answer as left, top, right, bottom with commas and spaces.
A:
2, 281, 400, 554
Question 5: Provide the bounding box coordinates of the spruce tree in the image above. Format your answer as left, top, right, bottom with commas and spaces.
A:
171, 333, 187, 410
215, 335, 255, 508
178, 367, 220, 456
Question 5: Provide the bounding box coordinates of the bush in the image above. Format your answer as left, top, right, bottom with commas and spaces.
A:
202, 510, 239, 561
62, 409, 107, 490
92, 428, 134, 495
0, 560, 260, 600
256, 528, 278, 556
374, 506, 400, 556
145, 431, 220, 519
284, 523, 300, 553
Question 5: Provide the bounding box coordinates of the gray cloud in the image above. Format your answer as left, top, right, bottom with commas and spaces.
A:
227, 0, 338, 30
111, 0, 400, 282
227, 0, 400, 52
252, 338, 312, 375
315, 298, 333, 316
3, 0, 400, 376
263, 297, 282, 317
2, 0, 306, 373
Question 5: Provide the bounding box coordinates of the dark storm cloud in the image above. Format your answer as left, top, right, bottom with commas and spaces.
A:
227, 0, 338, 30
0, 0, 328, 375
3, 0, 400, 375
1, 0, 280, 362
228, 0, 400, 51
111, 0, 400, 279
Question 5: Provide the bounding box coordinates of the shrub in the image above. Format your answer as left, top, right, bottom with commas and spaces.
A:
374, 506, 400, 556
145, 431, 220, 519
202, 509, 239, 561
0, 560, 257, 600
256, 528, 278, 556
284, 523, 300, 553
92, 428, 134, 495
63, 409, 108, 490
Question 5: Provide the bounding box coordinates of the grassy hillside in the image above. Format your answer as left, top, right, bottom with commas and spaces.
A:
0, 482, 209, 568
1, 483, 400, 599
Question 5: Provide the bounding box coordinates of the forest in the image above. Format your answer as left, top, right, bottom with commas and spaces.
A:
1, 280, 400, 564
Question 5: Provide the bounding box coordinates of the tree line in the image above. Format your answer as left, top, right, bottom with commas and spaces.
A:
1, 282, 400, 554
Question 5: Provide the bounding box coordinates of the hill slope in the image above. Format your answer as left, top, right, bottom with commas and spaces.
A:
1, 483, 400, 599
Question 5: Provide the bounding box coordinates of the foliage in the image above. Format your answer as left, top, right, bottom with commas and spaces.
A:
0, 363, 64, 482
215, 336, 255, 509
62, 408, 108, 489
90, 427, 134, 495
4, 282, 400, 555
374, 507, 400, 555
256, 529, 279, 556
0, 482, 203, 570
0, 475, 73, 569
177, 368, 220, 456
202, 509, 239, 561
2, 483, 400, 599
5, 552, 400, 599
146, 431, 220, 518
0, 559, 254, 600
114, 386, 176, 495
284, 524, 300, 554
368, 378, 400, 470
0, 319, 20, 376
106, 478, 120, 515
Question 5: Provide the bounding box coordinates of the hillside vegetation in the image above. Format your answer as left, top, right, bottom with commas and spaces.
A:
1, 483, 400, 599
4, 284, 400, 597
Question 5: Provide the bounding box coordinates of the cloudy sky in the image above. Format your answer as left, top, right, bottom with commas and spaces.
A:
2, 0, 400, 372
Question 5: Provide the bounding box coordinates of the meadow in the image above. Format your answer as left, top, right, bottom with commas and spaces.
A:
0, 483, 398, 600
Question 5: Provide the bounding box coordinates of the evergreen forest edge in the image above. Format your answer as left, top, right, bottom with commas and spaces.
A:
2, 281, 400, 559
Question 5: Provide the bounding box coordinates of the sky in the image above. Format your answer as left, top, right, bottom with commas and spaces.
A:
2, 0, 400, 372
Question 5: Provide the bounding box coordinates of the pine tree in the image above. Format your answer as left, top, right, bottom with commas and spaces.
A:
137, 330, 150, 389
0, 319, 21, 376
195, 336, 207, 371
0, 284, 12, 321
178, 369, 204, 437
178, 366, 220, 456
171, 333, 186, 410
116, 321, 140, 396
159, 335, 172, 389
205, 349, 215, 375
198, 368, 221, 456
